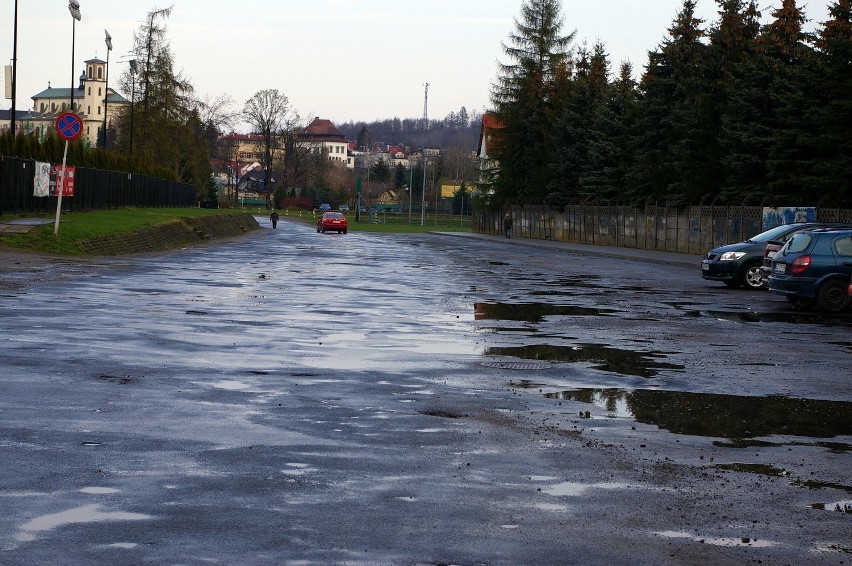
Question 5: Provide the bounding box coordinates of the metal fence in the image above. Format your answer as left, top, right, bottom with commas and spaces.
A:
474, 205, 852, 254
0, 156, 197, 216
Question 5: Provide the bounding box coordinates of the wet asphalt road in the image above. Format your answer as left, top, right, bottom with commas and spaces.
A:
1, 217, 851, 565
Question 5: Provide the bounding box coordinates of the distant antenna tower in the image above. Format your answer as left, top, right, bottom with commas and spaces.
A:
423, 82, 429, 130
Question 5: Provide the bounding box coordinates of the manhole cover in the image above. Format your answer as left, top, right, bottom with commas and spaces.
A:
481, 361, 553, 370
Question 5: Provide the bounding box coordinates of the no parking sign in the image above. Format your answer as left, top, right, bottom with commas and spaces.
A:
55, 112, 83, 141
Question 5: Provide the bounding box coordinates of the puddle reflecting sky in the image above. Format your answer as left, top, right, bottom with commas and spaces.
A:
487, 344, 683, 378
474, 302, 617, 322
545, 388, 852, 439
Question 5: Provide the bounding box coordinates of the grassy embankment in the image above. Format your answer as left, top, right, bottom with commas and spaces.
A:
0, 207, 472, 255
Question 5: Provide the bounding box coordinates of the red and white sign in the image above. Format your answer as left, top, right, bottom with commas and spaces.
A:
53, 165, 76, 197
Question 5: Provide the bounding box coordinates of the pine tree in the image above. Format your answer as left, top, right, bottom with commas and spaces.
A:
758, 0, 817, 203
813, 0, 852, 206
712, 0, 769, 204
491, 0, 574, 206
632, 1, 713, 207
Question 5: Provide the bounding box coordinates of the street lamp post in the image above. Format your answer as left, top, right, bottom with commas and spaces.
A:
420, 154, 427, 227
128, 59, 137, 155
102, 30, 112, 148
10, 0, 19, 136
68, 1, 81, 112
408, 160, 413, 224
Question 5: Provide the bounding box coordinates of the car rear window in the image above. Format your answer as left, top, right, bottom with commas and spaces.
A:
327, 212, 344, 219
785, 233, 812, 253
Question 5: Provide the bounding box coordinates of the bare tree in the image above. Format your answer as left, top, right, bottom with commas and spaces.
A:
243, 90, 290, 208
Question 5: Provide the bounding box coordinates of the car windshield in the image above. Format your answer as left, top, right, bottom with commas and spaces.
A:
748, 224, 803, 243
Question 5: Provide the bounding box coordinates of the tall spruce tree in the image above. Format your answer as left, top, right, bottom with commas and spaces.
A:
491, 0, 574, 206
758, 0, 817, 203
813, 0, 852, 206
712, 0, 768, 204
547, 42, 614, 206
632, 1, 713, 207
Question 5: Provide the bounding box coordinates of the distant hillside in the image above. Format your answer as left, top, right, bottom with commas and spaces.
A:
337, 108, 482, 152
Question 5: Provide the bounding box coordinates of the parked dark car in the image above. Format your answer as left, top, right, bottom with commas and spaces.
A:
760, 223, 852, 280
702, 223, 817, 290
316, 211, 348, 234
767, 228, 852, 312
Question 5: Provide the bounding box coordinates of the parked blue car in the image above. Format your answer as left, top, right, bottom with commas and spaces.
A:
702, 222, 852, 290
767, 228, 852, 312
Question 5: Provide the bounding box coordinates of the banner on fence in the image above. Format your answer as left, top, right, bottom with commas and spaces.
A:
762, 207, 815, 230
33, 161, 51, 197
52, 165, 75, 197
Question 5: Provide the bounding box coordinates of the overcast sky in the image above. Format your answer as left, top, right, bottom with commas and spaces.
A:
2, 1, 831, 131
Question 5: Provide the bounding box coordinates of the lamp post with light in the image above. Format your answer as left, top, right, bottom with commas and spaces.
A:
102, 29, 112, 148
128, 59, 137, 155
68, 1, 81, 112
10, 0, 19, 135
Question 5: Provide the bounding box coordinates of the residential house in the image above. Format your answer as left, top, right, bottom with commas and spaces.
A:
299, 118, 353, 168
0, 109, 28, 134
477, 113, 503, 188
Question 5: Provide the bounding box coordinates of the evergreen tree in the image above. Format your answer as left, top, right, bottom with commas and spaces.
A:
491, 0, 575, 205
812, 0, 852, 206
758, 0, 817, 203
712, 0, 769, 204
632, 1, 713, 207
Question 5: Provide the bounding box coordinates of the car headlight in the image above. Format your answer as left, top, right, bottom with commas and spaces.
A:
720, 252, 747, 261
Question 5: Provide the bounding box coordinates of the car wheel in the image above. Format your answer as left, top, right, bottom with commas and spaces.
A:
316, 226, 321, 233
741, 262, 765, 290
816, 279, 851, 312
321, 226, 326, 233
343, 229, 347, 234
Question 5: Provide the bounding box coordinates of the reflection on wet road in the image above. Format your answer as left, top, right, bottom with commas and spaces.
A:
2, 221, 851, 563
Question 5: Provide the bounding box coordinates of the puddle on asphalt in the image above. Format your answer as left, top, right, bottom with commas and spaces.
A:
714, 463, 787, 476
793, 479, 852, 493
701, 310, 852, 326
487, 345, 683, 378
544, 388, 852, 439
17, 504, 152, 542
655, 530, 776, 548
810, 500, 852, 513
474, 302, 616, 322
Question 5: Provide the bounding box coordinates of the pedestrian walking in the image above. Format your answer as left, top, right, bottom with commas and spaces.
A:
503, 213, 513, 239
270, 210, 279, 229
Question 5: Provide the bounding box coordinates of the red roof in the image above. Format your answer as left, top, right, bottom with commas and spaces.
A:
302, 118, 345, 140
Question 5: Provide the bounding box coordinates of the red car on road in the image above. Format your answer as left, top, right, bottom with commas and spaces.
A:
317, 212, 348, 234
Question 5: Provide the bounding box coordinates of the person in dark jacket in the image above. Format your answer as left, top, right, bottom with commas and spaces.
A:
270, 210, 279, 229
503, 213, 513, 238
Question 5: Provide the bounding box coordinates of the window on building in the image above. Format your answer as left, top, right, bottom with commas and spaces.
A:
97, 107, 101, 115
87, 67, 92, 79
88, 87, 91, 95
97, 68, 102, 79
87, 106, 91, 115
98, 88, 102, 96
40, 103, 45, 111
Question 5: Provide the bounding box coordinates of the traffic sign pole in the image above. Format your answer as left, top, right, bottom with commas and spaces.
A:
53, 112, 83, 236
54, 140, 69, 235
